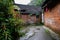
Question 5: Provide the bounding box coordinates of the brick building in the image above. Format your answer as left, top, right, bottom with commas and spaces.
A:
14, 4, 42, 24
42, 0, 60, 34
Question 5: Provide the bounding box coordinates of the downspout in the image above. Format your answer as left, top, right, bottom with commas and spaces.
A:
42, 9, 44, 23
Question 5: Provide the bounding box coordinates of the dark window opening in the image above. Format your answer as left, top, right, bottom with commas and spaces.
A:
14, 9, 18, 11
36, 15, 39, 18
20, 10, 26, 12
21, 13, 29, 15
30, 14, 35, 16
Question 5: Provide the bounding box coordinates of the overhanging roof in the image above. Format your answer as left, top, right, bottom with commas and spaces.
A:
15, 4, 42, 14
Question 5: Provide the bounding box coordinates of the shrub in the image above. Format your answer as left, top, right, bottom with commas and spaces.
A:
0, 0, 23, 40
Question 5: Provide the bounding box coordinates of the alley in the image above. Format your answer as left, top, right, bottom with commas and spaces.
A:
20, 26, 53, 40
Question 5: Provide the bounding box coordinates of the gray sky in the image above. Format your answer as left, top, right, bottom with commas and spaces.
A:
14, 0, 32, 5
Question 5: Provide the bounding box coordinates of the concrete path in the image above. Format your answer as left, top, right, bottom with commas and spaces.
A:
28, 27, 52, 40
20, 26, 53, 40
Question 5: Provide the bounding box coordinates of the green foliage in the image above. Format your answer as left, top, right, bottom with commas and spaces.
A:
0, 0, 22, 40
29, 0, 45, 6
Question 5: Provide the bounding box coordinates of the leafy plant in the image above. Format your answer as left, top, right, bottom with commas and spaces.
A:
29, 0, 45, 6
0, 0, 23, 40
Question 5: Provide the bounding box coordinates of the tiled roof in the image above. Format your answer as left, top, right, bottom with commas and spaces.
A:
15, 4, 42, 14
42, 0, 60, 9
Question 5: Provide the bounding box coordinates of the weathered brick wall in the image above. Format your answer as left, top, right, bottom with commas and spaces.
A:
30, 15, 36, 23
21, 14, 28, 23
20, 14, 42, 24
39, 14, 42, 23
21, 14, 42, 23
44, 4, 60, 34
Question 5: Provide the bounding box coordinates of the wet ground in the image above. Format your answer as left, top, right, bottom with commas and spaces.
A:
19, 26, 60, 40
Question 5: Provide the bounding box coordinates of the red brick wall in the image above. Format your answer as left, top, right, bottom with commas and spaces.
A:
44, 4, 60, 34
21, 14, 36, 23
21, 14, 28, 23
21, 14, 41, 23
20, 13, 42, 24
30, 15, 36, 23
39, 14, 42, 23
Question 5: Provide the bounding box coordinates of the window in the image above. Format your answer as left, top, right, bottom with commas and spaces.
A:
20, 10, 26, 12
36, 15, 39, 18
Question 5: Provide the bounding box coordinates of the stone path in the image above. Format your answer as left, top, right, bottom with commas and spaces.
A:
20, 26, 60, 40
